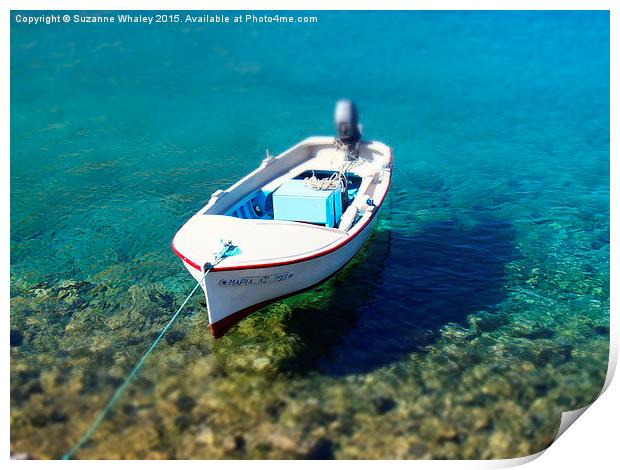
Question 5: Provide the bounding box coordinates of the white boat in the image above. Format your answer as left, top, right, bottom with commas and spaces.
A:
172, 101, 393, 338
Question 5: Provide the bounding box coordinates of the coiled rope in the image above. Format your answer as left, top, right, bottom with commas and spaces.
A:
303, 160, 354, 192
62, 241, 235, 460
304, 171, 345, 191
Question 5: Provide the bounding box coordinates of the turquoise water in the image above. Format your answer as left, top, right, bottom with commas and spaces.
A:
11, 11, 609, 459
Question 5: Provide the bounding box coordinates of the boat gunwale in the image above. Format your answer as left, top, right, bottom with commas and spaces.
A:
171, 146, 392, 272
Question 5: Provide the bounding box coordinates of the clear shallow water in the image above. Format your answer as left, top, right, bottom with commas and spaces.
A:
11, 11, 609, 459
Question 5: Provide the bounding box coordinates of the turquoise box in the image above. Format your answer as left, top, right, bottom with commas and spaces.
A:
273, 179, 343, 227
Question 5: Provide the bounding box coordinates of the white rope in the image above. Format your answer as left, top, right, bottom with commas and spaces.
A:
303, 161, 353, 192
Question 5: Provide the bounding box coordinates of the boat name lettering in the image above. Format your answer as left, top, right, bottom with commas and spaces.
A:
219, 272, 294, 287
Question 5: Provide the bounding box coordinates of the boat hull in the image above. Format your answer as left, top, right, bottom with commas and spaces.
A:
183, 211, 379, 337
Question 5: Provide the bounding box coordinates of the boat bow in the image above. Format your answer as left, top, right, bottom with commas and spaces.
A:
172, 215, 347, 272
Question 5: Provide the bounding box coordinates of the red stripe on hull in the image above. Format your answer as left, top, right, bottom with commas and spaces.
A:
171, 242, 202, 271
209, 299, 273, 338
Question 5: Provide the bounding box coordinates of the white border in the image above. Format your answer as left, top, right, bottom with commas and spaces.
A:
3, 1, 616, 466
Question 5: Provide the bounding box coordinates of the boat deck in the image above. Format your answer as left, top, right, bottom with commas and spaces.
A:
172, 215, 346, 271
172, 137, 392, 273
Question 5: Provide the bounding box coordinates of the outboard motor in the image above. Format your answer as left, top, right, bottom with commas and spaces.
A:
334, 99, 362, 145
333, 100, 361, 204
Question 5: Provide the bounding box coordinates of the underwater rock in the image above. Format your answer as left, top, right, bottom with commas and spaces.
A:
265, 400, 286, 420
175, 396, 196, 413
533, 382, 551, 396
12, 379, 44, 403
466, 392, 497, 407
269, 432, 298, 453
535, 344, 572, 367
55, 280, 94, 306
407, 441, 429, 458
166, 331, 186, 345
65, 309, 106, 336
195, 428, 215, 447
29, 412, 50, 428
174, 415, 192, 431
56, 279, 83, 289
148, 291, 175, 309
487, 431, 512, 457
470, 312, 509, 333
10, 329, 23, 347
556, 344, 573, 362
306, 437, 335, 459
440, 324, 472, 342
49, 408, 67, 423
33, 282, 53, 298
409, 329, 437, 348
514, 323, 555, 340
594, 325, 609, 336
252, 357, 271, 371
481, 376, 512, 398
233, 435, 246, 452
590, 240, 604, 250
372, 396, 397, 415
439, 426, 461, 442
470, 408, 492, 431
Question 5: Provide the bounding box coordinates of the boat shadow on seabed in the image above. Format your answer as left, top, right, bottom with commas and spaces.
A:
278, 215, 518, 375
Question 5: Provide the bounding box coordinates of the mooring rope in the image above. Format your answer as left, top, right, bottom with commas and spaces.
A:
62, 241, 235, 460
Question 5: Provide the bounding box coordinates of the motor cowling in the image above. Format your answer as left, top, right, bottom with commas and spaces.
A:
334, 99, 361, 144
